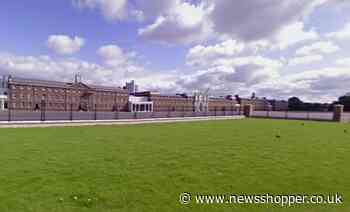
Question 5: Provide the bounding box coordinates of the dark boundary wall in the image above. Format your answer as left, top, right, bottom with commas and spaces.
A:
2, 105, 349, 123
252, 111, 334, 122
0, 110, 241, 122
252, 111, 350, 123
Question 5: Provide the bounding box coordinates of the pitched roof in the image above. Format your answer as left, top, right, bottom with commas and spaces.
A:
89, 84, 126, 92
9, 77, 127, 93
10, 77, 68, 88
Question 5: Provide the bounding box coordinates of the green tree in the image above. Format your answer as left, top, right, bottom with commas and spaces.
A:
338, 96, 350, 111
288, 97, 304, 111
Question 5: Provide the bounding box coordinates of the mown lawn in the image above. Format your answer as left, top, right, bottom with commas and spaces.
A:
0, 119, 349, 212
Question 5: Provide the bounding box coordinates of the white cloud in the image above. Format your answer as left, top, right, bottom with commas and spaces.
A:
273, 22, 319, 50
249, 64, 350, 102
133, 0, 177, 20
3, 46, 350, 102
181, 51, 283, 96
0, 53, 111, 84
336, 58, 350, 66
186, 40, 245, 66
209, 0, 323, 42
138, 1, 212, 44
295, 41, 340, 56
183, 37, 285, 96
137, 0, 323, 45
72, 0, 327, 45
0, 50, 182, 93
72, 0, 128, 21
289, 55, 323, 66
7, 0, 350, 102
47, 35, 85, 55
327, 22, 350, 40
97, 45, 129, 67
0, 50, 284, 98
283, 67, 350, 101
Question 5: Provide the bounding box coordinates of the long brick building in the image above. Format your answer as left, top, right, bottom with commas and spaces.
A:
134, 91, 195, 112
6, 76, 129, 112
0, 75, 281, 112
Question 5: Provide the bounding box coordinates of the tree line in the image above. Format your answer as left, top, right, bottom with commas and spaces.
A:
288, 95, 350, 112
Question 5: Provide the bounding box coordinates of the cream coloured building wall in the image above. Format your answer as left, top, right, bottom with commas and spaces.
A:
0, 95, 7, 111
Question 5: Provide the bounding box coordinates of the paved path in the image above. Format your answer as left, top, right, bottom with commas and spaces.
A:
0, 115, 245, 128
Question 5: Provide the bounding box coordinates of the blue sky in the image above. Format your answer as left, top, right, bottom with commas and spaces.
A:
1, 0, 350, 103
0, 0, 185, 69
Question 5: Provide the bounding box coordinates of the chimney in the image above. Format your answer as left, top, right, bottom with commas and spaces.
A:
74, 74, 82, 84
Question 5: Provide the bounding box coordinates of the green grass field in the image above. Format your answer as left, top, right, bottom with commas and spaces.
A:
0, 119, 349, 212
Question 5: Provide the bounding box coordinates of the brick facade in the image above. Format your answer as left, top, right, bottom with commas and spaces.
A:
241, 98, 271, 111
7, 77, 129, 112
208, 98, 238, 111
4, 76, 274, 113
135, 92, 194, 112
